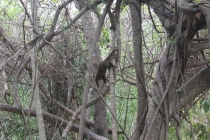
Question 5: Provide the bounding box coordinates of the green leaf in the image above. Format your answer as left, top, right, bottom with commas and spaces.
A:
51, 0, 59, 3
203, 102, 209, 112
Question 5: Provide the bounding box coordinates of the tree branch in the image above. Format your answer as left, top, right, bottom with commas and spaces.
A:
186, 59, 210, 69
0, 104, 108, 140
47, 0, 73, 36
178, 67, 210, 109
190, 42, 209, 53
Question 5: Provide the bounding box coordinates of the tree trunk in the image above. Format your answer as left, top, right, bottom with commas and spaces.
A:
31, 0, 46, 139
75, 0, 108, 138
140, 0, 208, 139
129, 1, 148, 139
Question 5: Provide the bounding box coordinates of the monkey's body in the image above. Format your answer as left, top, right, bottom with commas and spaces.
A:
95, 50, 116, 87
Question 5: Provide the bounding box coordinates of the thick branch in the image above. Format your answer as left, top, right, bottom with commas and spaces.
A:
0, 104, 108, 140
186, 59, 210, 69
54, 0, 101, 36
47, 0, 73, 36
178, 67, 210, 109
177, 0, 198, 13
190, 42, 209, 53
0, 27, 16, 52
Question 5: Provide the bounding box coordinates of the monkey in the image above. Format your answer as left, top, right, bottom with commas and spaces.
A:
95, 49, 117, 87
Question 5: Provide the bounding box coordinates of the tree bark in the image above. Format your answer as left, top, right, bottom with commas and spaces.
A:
141, 0, 208, 139
129, 1, 148, 139
178, 67, 210, 109
31, 0, 46, 139
75, 0, 113, 138
0, 104, 108, 140
78, 73, 90, 140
